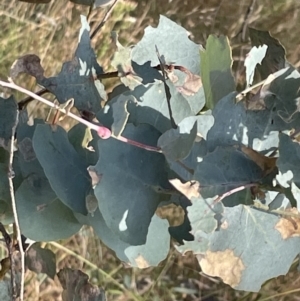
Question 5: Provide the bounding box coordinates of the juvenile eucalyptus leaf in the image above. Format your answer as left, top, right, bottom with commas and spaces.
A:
127, 80, 194, 133
16, 177, 81, 241
91, 123, 171, 245
0, 96, 18, 150
199, 205, 300, 291
75, 210, 170, 268
176, 196, 223, 254
38, 15, 105, 113
194, 146, 263, 198
32, 124, 91, 215
132, 15, 200, 75
207, 68, 300, 153
200, 35, 235, 109
158, 117, 197, 161
277, 134, 300, 197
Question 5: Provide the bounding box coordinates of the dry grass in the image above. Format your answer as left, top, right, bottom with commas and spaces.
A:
1, 0, 300, 300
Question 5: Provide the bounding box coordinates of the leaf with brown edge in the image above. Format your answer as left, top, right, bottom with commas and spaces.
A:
169, 179, 200, 200
57, 268, 106, 301
198, 249, 245, 288
275, 208, 300, 239
10, 54, 44, 82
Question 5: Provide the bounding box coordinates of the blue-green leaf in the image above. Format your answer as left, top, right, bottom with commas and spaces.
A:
16, 177, 81, 241
0, 96, 18, 150
132, 15, 200, 75
91, 124, 171, 245
33, 124, 91, 214
76, 209, 170, 268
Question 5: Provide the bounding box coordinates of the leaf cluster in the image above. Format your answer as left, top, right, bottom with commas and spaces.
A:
1, 6, 300, 293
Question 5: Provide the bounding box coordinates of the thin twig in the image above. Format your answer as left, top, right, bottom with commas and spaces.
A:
1, 80, 108, 132
235, 0, 257, 80
155, 46, 177, 129
90, 0, 119, 40
215, 183, 257, 204
17, 71, 119, 110
0, 80, 162, 153
18, 87, 48, 110
7, 110, 24, 301
0, 223, 14, 301
97, 70, 118, 79
16, 63, 182, 110
87, 0, 95, 21
241, 0, 257, 42
235, 78, 267, 101
205, 183, 258, 214
117, 136, 162, 153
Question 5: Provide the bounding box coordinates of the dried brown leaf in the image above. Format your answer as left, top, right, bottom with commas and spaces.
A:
10, 54, 44, 81
58, 268, 106, 301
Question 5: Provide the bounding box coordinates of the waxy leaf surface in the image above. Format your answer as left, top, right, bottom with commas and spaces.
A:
92, 124, 170, 245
